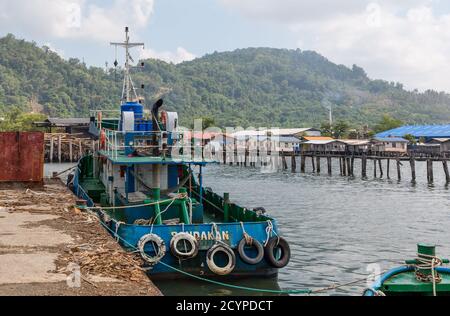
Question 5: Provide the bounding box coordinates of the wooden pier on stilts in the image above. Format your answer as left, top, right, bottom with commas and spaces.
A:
217, 148, 450, 185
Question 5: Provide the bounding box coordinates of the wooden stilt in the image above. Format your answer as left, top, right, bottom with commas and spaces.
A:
362, 155, 367, 178
443, 160, 450, 183
282, 154, 288, 170
327, 156, 332, 175
69, 140, 73, 163
311, 156, 316, 173
350, 157, 354, 177
427, 159, 434, 184
50, 137, 54, 163
339, 157, 343, 176
342, 157, 347, 176
291, 155, 297, 173
301, 155, 306, 173
378, 159, 383, 178
386, 159, 390, 179
396, 158, 401, 181
409, 157, 416, 182
346, 157, 351, 176
58, 135, 62, 163
373, 159, 377, 178
316, 156, 321, 174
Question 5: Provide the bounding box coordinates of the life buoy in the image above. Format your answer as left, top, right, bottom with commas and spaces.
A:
264, 237, 291, 269
206, 243, 236, 275
238, 237, 264, 265
170, 232, 199, 259
138, 233, 166, 265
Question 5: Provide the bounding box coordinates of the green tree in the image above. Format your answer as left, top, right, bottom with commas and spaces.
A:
373, 114, 403, 133
201, 117, 216, 130
320, 122, 333, 137
333, 121, 349, 139
403, 134, 417, 144
0, 108, 46, 131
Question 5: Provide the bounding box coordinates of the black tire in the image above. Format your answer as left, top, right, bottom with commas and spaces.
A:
238, 238, 264, 265
264, 237, 291, 268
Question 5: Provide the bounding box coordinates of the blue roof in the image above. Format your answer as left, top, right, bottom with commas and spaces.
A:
376, 125, 450, 139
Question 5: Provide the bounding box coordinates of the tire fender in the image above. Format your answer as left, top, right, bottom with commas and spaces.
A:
264, 237, 291, 269
138, 233, 166, 265
170, 232, 199, 260
237, 238, 264, 265
206, 243, 236, 275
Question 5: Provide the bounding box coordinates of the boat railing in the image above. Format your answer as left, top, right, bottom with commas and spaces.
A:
102, 128, 208, 160
90, 109, 121, 119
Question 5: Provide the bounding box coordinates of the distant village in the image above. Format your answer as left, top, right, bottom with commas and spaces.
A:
205, 125, 450, 158
36, 118, 450, 163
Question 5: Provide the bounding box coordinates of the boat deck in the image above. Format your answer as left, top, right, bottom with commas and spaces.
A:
382, 271, 450, 294
98, 150, 218, 166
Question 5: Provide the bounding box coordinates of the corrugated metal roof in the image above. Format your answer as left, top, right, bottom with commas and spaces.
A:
373, 137, 409, 143
429, 138, 450, 143
46, 118, 90, 126
376, 125, 450, 138
271, 128, 318, 136
337, 139, 370, 146
231, 128, 317, 137
304, 140, 337, 145
278, 136, 302, 143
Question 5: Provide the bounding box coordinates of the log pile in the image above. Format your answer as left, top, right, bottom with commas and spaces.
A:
45, 133, 96, 163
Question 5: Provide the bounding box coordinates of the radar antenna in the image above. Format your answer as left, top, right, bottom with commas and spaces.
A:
110, 27, 145, 102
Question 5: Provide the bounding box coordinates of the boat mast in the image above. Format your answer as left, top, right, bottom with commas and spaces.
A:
110, 27, 145, 102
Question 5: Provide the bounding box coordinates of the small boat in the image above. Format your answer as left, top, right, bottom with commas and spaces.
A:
70, 27, 291, 280
364, 244, 450, 296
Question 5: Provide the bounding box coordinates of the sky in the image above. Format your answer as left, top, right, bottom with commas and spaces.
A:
1, 0, 450, 92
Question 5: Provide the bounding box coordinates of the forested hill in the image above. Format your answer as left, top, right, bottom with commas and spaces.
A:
1, 33, 450, 128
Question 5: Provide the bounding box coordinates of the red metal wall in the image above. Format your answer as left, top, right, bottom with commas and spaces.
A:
0, 132, 44, 182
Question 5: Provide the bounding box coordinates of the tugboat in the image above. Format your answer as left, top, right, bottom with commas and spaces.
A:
70, 27, 291, 279
364, 244, 450, 296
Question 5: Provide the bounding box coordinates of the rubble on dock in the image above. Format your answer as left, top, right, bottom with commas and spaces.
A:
0, 179, 161, 296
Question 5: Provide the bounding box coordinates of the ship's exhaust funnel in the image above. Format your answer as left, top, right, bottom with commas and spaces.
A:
152, 99, 164, 123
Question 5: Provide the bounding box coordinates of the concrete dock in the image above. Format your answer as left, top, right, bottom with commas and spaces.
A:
0, 179, 161, 296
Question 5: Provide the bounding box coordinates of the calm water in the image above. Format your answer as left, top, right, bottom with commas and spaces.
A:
45, 159, 450, 296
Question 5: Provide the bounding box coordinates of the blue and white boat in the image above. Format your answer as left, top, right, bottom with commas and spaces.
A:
70, 27, 291, 280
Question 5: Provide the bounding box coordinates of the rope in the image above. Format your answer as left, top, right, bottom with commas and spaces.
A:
85, 194, 186, 211
412, 253, 443, 296
152, 198, 177, 225
114, 221, 125, 242
264, 220, 279, 247
240, 222, 253, 246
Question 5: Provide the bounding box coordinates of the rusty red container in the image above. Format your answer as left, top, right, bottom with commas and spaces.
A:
0, 132, 44, 182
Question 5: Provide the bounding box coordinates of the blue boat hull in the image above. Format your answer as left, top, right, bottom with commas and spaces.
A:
72, 170, 282, 280
104, 214, 279, 279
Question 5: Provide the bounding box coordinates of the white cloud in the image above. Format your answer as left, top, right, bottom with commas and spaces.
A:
0, 0, 155, 42
220, 0, 450, 92
140, 47, 196, 64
